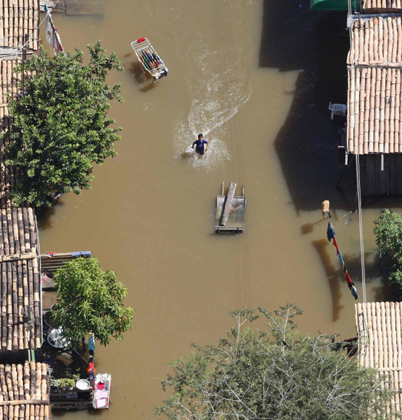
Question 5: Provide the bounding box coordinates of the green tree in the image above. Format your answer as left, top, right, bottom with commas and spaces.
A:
155, 304, 395, 420
374, 209, 402, 292
52, 257, 134, 346
3, 42, 123, 207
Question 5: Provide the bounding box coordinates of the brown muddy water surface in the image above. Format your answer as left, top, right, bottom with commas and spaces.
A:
37, 1, 401, 419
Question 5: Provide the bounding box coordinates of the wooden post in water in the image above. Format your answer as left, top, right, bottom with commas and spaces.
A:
220, 183, 236, 226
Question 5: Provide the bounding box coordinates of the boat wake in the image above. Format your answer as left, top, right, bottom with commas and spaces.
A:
174, 43, 251, 171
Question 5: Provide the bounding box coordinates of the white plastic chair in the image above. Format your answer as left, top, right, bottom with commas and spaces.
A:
329, 102, 347, 119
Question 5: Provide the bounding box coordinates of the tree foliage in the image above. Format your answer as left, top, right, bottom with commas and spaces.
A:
374, 209, 402, 292
3, 42, 123, 207
52, 257, 134, 346
155, 304, 394, 420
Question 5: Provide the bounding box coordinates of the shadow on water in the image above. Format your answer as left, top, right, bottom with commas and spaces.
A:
260, 1, 357, 212
313, 232, 400, 320
259, 0, 318, 71
36, 205, 58, 231
125, 61, 157, 93
313, 239, 343, 321
181, 150, 195, 159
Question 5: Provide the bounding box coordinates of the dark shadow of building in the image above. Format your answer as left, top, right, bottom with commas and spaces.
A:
260, 1, 356, 213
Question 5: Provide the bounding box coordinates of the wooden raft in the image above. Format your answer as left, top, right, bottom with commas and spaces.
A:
40, 251, 92, 273
215, 183, 246, 233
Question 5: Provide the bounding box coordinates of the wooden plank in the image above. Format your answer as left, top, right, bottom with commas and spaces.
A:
39, 0, 66, 13
216, 226, 243, 232
220, 183, 236, 227
0, 251, 37, 263
40, 0, 104, 14
65, 0, 103, 15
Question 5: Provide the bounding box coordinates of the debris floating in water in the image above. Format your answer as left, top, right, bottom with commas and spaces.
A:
131, 37, 168, 82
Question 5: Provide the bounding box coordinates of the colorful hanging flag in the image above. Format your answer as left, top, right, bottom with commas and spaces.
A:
333, 236, 339, 255
327, 222, 359, 300
45, 8, 65, 56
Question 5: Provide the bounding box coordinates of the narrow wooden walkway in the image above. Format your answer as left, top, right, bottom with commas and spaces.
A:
40, 251, 91, 273
40, 0, 103, 15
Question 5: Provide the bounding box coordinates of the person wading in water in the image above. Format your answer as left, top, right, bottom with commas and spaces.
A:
192, 134, 209, 155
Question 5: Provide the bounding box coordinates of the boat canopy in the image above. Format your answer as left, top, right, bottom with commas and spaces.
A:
310, 0, 360, 10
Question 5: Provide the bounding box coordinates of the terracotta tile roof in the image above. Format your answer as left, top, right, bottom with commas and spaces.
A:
0, 362, 50, 419
0, 0, 40, 51
0, 58, 42, 351
356, 302, 402, 416
362, 0, 402, 12
0, 59, 22, 203
347, 17, 402, 154
0, 211, 41, 352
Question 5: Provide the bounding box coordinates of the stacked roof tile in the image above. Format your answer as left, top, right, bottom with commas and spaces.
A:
0, 362, 50, 419
0, 0, 40, 51
347, 17, 402, 154
0, 2, 42, 352
362, 0, 402, 13
356, 302, 402, 416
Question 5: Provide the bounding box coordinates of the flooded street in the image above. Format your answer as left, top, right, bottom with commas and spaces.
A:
37, 1, 399, 418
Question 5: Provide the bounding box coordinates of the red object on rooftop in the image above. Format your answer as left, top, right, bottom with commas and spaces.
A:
137, 37, 146, 43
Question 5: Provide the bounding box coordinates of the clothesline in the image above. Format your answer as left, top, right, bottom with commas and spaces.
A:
45, 7, 65, 57
327, 222, 359, 300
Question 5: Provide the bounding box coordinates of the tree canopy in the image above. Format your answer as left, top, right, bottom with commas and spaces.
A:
52, 257, 134, 346
374, 209, 402, 294
3, 42, 123, 207
155, 304, 393, 420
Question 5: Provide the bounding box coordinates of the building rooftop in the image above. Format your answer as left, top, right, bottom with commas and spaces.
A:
0, 58, 42, 352
0, 362, 50, 419
347, 17, 402, 154
355, 302, 402, 415
361, 0, 402, 12
0, 0, 40, 52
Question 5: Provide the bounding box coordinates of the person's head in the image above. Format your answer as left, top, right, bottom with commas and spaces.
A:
198, 134, 203, 140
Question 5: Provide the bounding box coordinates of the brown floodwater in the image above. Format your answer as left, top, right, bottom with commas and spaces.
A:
37, 1, 401, 419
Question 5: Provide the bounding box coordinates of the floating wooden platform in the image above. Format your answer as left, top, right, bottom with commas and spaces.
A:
51, 387, 92, 410
215, 183, 246, 233
40, 0, 103, 15
40, 251, 92, 274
